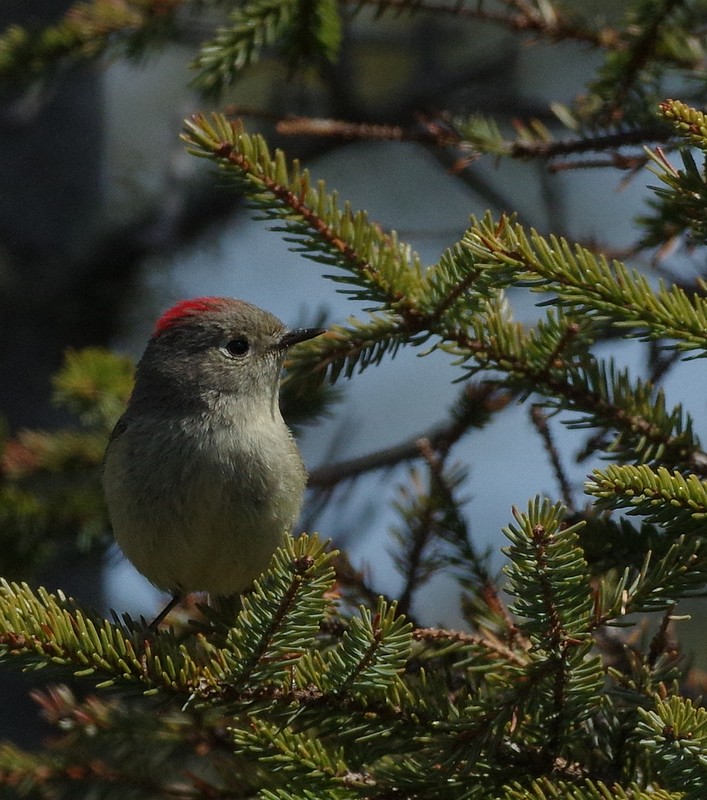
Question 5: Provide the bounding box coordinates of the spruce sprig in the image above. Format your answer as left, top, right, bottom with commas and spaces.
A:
464, 213, 707, 355
231, 720, 351, 794
449, 302, 699, 469
0, 0, 182, 85
194, 0, 342, 92
503, 778, 684, 800
659, 98, 707, 151
587, 463, 707, 530
181, 115, 704, 472
625, 99, 707, 247
636, 696, 707, 800
502, 499, 604, 747
215, 533, 336, 689
642, 144, 707, 245
315, 597, 412, 704
595, 534, 707, 622
182, 113, 427, 310
193, 0, 297, 91
0, 580, 223, 693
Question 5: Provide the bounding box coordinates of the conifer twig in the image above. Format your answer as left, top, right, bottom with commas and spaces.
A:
530, 406, 575, 512
601, 0, 685, 117
413, 627, 528, 666
448, 327, 701, 471
346, 0, 623, 49
274, 114, 671, 166
308, 384, 511, 488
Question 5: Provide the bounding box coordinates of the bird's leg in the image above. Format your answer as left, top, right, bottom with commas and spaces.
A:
148, 593, 182, 630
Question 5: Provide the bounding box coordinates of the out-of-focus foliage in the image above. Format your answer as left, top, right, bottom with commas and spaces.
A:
0, 348, 132, 567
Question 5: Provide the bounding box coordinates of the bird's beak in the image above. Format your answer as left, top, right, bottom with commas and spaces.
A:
279, 327, 326, 349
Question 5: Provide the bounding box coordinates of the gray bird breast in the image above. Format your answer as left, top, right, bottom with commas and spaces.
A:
103, 410, 307, 595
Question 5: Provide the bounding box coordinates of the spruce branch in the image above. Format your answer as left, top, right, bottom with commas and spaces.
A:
181, 114, 427, 311
455, 114, 672, 163
412, 627, 527, 668
589, 0, 690, 122
315, 596, 412, 704
193, 0, 342, 93
0, 536, 336, 697
213, 533, 337, 690
593, 534, 707, 623
2, 429, 106, 479
636, 696, 707, 800
503, 499, 592, 644
0, 347, 133, 567
1, 348, 132, 480
0, 580, 223, 693
181, 115, 522, 325
587, 463, 707, 531
465, 213, 707, 354
448, 310, 700, 470
286, 317, 412, 385
346, 0, 623, 50
194, 0, 297, 91
0, 685, 248, 798
231, 719, 355, 794
641, 141, 707, 246
275, 112, 673, 172
502, 500, 604, 750
503, 778, 684, 799
180, 121, 706, 474
180, 114, 520, 384
0, 0, 184, 85
51, 347, 134, 432
586, 465, 707, 615
659, 98, 707, 151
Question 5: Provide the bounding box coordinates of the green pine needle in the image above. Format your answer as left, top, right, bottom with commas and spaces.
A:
216, 533, 337, 688
636, 696, 707, 800
465, 213, 707, 355
587, 464, 707, 529
0, 580, 222, 693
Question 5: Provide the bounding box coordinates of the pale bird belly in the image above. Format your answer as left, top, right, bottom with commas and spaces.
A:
147, 501, 288, 594
108, 448, 304, 595
116, 473, 295, 595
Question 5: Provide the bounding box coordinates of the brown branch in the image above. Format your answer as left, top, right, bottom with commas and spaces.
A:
512, 125, 673, 159
446, 327, 703, 471
604, 0, 686, 117
277, 117, 409, 142
530, 406, 575, 512
275, 113, 673, 163
308, 383, 512, 489
345, 0, 622, 50
413, 626, 528, 666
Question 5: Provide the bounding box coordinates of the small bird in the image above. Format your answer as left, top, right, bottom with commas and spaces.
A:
102, 297, 324, 625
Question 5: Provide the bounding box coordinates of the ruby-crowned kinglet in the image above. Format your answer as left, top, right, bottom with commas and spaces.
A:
102, 297, 324, 623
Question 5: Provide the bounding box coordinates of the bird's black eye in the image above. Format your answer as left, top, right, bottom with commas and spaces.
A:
224, 337, 250, 357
